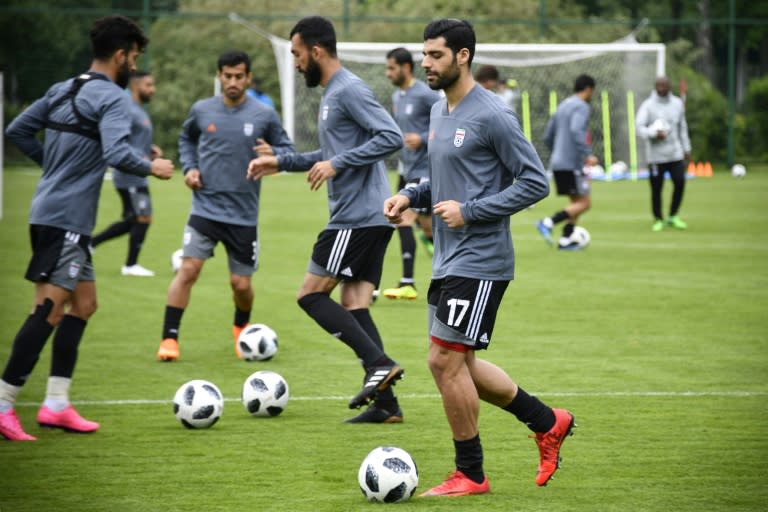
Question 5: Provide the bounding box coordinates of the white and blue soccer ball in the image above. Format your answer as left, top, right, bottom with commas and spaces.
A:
731, 163, 746, 178
171, 249, 183, 273
241, 370, 289, 417
570, 226, 591, 249
238, 324, 279, 361
172, 379, 224, 429
358, 446, 419, 503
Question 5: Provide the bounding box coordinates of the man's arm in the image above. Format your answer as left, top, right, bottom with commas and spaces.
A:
5, 98, 47, 166
100, 94, 152, 176
178, 105, 201, 174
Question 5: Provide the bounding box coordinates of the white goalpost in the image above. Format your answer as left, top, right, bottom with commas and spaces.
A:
229, 14, 665, 177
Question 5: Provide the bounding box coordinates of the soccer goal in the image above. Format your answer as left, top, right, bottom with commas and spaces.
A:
229, 14, 664, 178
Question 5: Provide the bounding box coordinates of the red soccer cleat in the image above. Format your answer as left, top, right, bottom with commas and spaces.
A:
533, 408, 575, 486
419, 470, 490, 497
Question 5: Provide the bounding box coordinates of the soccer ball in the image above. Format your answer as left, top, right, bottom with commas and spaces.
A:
172, 379, 224, 429
358, 446, 419, 503
171, 249, 183, 273
238, 323, 279, 361
241, 370, 289, 417
649, 118, 670, 137
570, 226, 591, 249
609, 160, 629, 178
731, 163, 746, 178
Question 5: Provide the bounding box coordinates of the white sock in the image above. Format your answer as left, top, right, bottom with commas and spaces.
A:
44, 376, 71, 412
542, 218, 554, 229
0, 380, 22, 413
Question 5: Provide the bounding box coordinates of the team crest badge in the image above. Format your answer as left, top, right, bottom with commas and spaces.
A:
243, 123, 254, 136
454, 128, 466, 147
405, 104, 414, 115
68, 262, 81, 279
322, 105, 329, 121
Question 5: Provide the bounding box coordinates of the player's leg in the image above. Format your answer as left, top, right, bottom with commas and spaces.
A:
38, 279, 100, 433
122, 187, 154, 276
158, 222, 213, 361
223, 224, 259, 357
667, 160, 688, 229
91, 188, 132, 249
383, 207, 418, 300
558, 193, 591, 251
649, 163, 666, 231
536, 170, 572, 246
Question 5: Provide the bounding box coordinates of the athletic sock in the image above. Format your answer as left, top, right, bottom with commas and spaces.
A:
551, 210, 570, 225
92, 219, 131, 247
44, 376, 71, 412
50, 315, 87, 378
126, 222, 150, 266
503, 387, 556, 433
298, 293, 384, 367
162, 306, 185, 341
350, 308, 396, 404
1, 299, 55, 386
397, 226, 416, 281
234, 307, 251, 328
563, 223, 575, 238
0, 380, 22, 412
454, 434, 485, 483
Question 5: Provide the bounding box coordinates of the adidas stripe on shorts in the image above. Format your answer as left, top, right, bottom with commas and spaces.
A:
308, 226, 393, 287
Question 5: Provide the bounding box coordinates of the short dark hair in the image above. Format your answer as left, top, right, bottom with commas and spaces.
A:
423, 19, 476, 66
218, 50, 251, 73
474, 65, 499, 83
90, 16, 148, 60
130, 70, 151, 81
386, 47, 413, 71
290, 16, 337, 58
574, 74, 596, 92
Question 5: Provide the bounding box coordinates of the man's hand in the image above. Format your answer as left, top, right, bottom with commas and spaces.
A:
383, 194, 411, 224
403, 132, 423, 151
253, 138, 274, 157
434, 200, 465, 228
247, 156, 279, 180
585, 155, 599, 166
150, 158, 174, 180
307, 160, 336, 191
184, 168, 203, 189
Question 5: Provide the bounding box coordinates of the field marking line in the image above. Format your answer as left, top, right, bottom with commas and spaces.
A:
15, 390, 766, 407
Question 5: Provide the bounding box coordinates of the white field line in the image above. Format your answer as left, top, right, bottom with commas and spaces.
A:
15, 390, 766, 407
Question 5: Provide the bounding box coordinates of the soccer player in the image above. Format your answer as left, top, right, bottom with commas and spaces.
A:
0, 16, 174, 441
91, 70, 162, 276
381, 47, 441, 301
247, 16, 405, 423
536, 74, 598, 250
635, 76, 692, 231
383, 19, 574, 495
156, 50, 295, 362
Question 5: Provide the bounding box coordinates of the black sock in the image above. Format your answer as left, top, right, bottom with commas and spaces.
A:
455, 435, 485, 483
234, 307, 251, 328
162, 306, 185, 341
1, 299, 55, 386
551, 210, 570, 225
297, 293, 385, 367
126, 222, 149, 266
503, 387, 555, 433
563, 223, 575, 238
92, 219, 131, 247
350, 308, 396, 405
50, 315, 87, 378
397, 226, 416, 281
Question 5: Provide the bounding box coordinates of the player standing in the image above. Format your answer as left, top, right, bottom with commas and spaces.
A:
92, 70, 162, 276
381, 47, 441, 301
536, 74, 597, 250
156, 50, 295, 362
247, 16, 405, 423
0, 16, 174, 441
384, 19, 574, 495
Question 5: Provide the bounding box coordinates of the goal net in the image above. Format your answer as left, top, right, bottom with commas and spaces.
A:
228, 15, 665, 177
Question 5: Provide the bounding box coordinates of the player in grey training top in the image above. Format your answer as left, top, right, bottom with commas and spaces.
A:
157, 50, 295, 363
247, 16, 405, 424
385, 18, 574, 496
380, 47, 441, 302
0, 16, 174, 442
536, 74, 597, 250
92, 70, 162, 277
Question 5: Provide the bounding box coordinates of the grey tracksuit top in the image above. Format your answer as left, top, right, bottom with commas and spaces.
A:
635, 91, 691, 164
391, 80, 441, 181
543, 94, 593, 171
113, 98, 153, 189
401, 85, 549, 281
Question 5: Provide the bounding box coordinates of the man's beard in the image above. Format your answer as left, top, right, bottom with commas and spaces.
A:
138, 92, 152, 103
302, 57, 322, 88
116, 62, 131, 89
428, 58, 460, 91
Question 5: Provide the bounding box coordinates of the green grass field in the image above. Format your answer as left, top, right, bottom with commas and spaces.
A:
0, 164, 766, 511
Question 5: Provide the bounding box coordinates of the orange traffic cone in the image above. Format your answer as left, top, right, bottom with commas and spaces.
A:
687, 161, 696, 176
695, 161, 705, 177
703, 161, 713, 177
